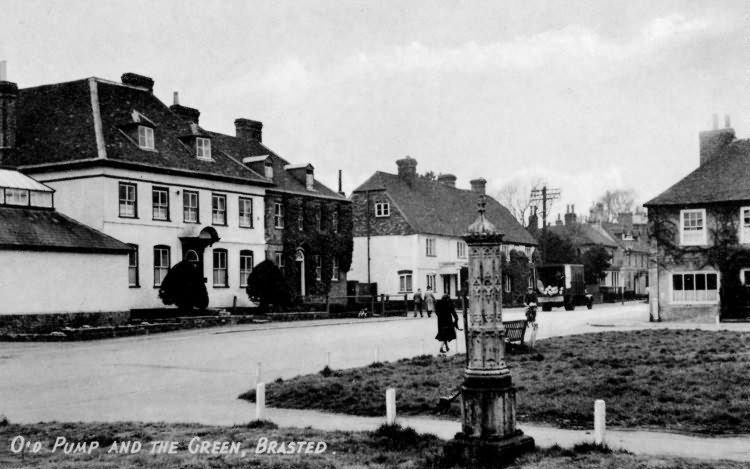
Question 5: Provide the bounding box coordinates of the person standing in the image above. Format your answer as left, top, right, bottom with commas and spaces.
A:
413, 288, 424, 317
435, 294, 459, 353
424, 287, 436, 318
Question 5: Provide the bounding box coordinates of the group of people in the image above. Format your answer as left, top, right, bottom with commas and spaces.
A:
413, 287, 460, 354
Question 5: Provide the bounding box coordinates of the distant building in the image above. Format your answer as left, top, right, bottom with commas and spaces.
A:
349, 157, 537, 301
0, 168, 131, 317
645, 115, 750, 321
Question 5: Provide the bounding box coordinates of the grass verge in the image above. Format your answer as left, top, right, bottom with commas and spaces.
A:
239, 329, 750, 434
1, 421, 746, 468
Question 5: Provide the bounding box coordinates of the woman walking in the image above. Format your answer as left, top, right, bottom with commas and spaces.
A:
435, 294, 459, 353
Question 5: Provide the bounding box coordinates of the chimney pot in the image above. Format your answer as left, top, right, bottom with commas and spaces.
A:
437, 173, 457, 188
725, 114, 731, 128
173, 91, 180, 105
470, 178, 487, 195
396, 156, 417, 185
0, 71, 18, 164
235, 118, 263, 142
121, 73, 154, 93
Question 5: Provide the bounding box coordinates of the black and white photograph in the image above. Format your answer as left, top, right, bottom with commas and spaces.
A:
1, 1, 749, 467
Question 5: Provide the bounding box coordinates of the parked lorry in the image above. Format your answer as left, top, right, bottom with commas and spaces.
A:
535, 264, 593, 311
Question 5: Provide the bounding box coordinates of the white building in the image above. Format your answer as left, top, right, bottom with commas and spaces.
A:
6, 73, 271, 310
349, 157, 537, 301
0, 169, 132, 316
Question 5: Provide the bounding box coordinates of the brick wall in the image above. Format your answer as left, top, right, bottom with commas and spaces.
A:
351, 191, 413, 237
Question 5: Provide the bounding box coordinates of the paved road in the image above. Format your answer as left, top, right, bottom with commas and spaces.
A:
0, 302, 703, 424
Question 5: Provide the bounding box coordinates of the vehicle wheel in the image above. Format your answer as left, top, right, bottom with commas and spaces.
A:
564, 303, 574, 311
542, 304, 552, 312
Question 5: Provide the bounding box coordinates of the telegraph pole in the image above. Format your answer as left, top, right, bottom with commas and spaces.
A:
530, 185, 561, 263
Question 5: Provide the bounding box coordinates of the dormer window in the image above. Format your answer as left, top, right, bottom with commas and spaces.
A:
265, 161, 273, 179
138, 126, 154, 150
306, 171, 314, 191
196, 137, 211, 160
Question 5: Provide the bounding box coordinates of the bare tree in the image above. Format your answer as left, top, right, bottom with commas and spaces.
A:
588, 189, 636, 222
495, 177, 545, 225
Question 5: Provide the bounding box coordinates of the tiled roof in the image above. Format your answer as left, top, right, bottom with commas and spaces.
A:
353, 172, 537, 245
600, 221, 650, 253
11, 78, 268, 185
0, 206, 132, 254
210, 133, 346, 201
548, 223, 619, 248
645, 139, 750, 206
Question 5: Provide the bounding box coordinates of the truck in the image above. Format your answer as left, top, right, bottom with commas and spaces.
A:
535, 264, 593, 311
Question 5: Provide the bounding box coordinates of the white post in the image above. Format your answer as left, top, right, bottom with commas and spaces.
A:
375, 344, 380, 363
256, 362, 262, 385
0, 61, 6, 81
326, 351, 331, 368
420, 339, 424, 355
594, 399, 606, 445
256, 382, 266, 420
385, 388, 396, 425
529, 323, 538, 349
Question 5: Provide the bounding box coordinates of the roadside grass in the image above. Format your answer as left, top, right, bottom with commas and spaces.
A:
239, 329, 750, 434
1, 421, 747, 469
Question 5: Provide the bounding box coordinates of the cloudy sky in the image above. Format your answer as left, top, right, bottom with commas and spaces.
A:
1, 0, 748, 222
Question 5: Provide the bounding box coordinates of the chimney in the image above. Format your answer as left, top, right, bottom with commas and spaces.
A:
121, 73, 154, 93
564, 204, 577, 226
169, 91, 201, 124
437, 173, 457, 188
235, 118, 263, 142
555, 213, 563, 226
700, 114, 734, 166
396, 156, 417, 185
618, 212, 633, 229
527, 206, 539, 236
0, 61, 18, 164
470, 178, 486, 195
338, 169, 345, 196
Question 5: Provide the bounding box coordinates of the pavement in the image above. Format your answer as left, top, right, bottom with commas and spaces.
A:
2, 301, 750, 461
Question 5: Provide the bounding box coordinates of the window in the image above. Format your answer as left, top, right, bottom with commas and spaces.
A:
152, 187, 169, 221
426, 274, 436, 291
298, 211, 304, 231
239, 197, 253, 228
128, 244, 139, 287
5, 188, 29, 206
212, 193, 226, 225
275, 251, 285, 274
331, 257, 339, 281
153, 245, 170, 287
741, 207, 750, 243
318, 207, 324, 231
212, 249, 228, 287
274, 203, 285, 228
671, 272, 718, 303
183, 190, 199, 223
399, 271, 413, 293
138, 126, 154, 150
314, 255, 322, 281
457, 241, 466, 258
331, 208, 339, 233
680, 209, 706, 246
504, 275, 511, 293
525, 246, 533, 257
375, 202, 390, 217
240, 250, 254, 288
426, 238, 436, 257
119, 182, 137, 218
196, 137, 211, 160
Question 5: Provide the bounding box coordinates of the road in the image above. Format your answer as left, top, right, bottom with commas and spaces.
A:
0, 302, 657, 424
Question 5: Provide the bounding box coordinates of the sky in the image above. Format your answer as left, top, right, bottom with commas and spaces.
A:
1, 0, 749, 223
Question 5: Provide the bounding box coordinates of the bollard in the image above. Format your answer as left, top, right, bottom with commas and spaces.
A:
420, 339, 424, 356
375, 344, 380, 363
256, 382, 266, 420
594, 399, 606, 445
385, 388, 396, 425
256, 362, 262, 385
326, 351, 331, 368
529, 323, 538, 350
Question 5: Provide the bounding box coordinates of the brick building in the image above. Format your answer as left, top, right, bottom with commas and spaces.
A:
349, 157, 537, 301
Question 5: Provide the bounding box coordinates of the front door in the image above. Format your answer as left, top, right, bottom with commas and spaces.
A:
180, 241, 205, 277
295, 248, 305, 296
443, 275, 451, 297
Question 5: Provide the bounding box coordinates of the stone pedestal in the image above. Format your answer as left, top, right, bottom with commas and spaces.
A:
444, 196, 534, 466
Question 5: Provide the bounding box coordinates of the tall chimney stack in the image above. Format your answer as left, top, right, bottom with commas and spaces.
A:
700, 114, 735, 166
396, 156, 417, 186
0, 60, 19, 165
169, 91, 201, 124
470, 178, 486, 195
235, 118, 263, 142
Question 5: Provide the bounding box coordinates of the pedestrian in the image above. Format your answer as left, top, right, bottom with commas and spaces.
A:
413, 288, 424, 317
435, 294, 459, 353
524, 287, 538, 323
424, 287, 436, 318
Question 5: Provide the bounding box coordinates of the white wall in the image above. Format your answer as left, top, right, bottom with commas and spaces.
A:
34, 167, 267, 309
0, 251, 130, 314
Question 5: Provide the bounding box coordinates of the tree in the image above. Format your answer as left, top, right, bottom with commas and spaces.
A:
158, 260, 209, 313
581, 245, 612, 284
495, 177, 545, 226
589, 189, 636, 223
246, 260, 291, 313
536, 230, 578, 264
420, 171, 437, 181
